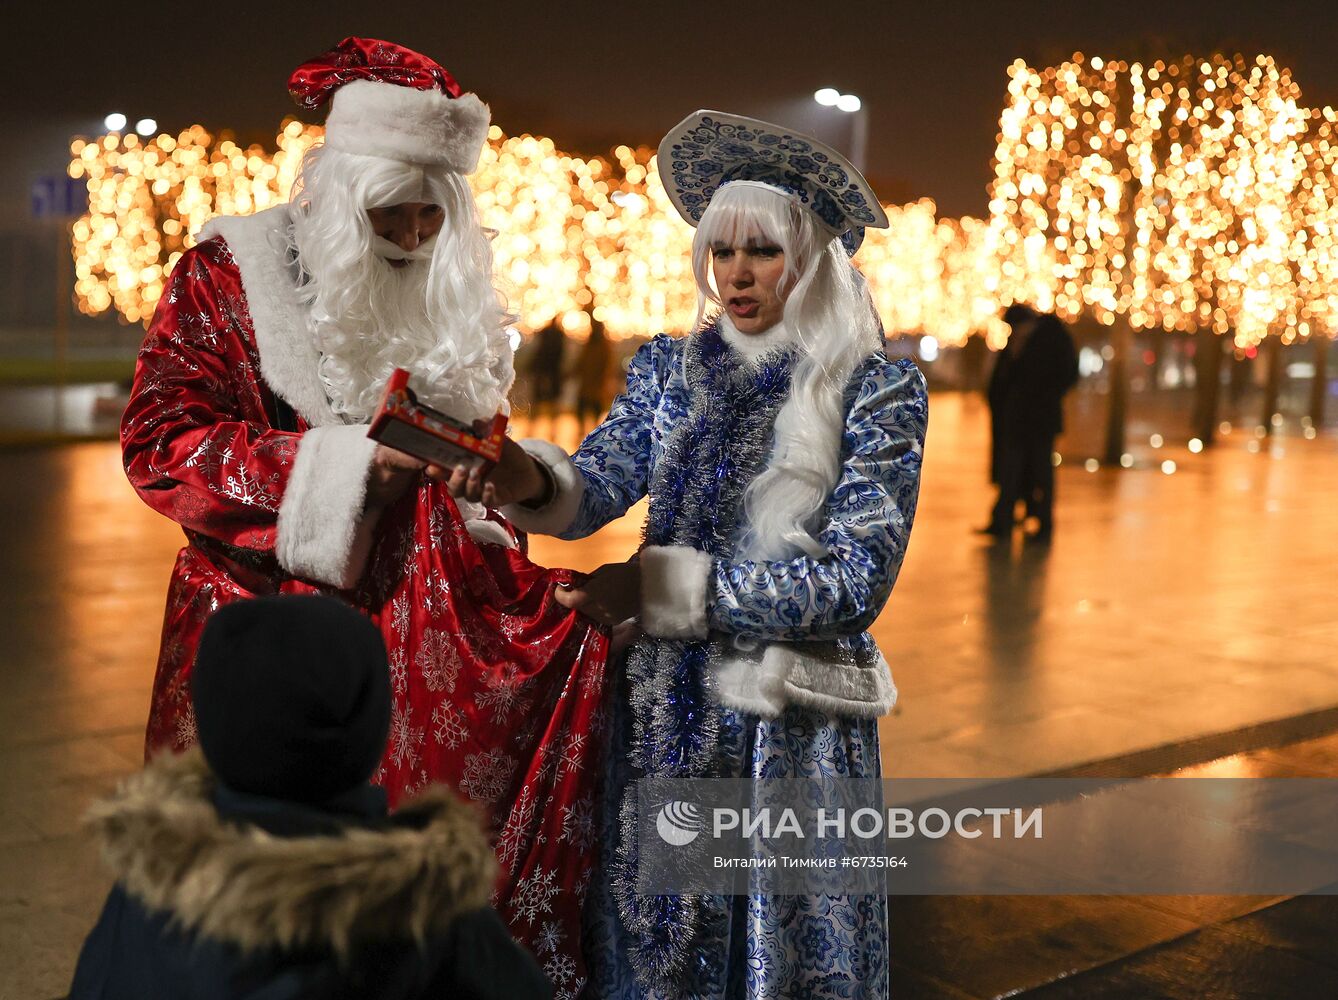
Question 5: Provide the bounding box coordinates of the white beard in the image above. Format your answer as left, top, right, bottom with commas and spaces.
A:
315, 259, 426, 420
304, 251, 508, 426
287, 145, 513, 427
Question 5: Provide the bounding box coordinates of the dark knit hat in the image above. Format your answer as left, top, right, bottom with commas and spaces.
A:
192, 595, 391, 803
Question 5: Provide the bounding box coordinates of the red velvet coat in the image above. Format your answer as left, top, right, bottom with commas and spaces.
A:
121, 207, 607, 996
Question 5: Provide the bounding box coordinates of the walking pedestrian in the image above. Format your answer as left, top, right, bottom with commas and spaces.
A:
980, 303, 1079, 541
528, 315, 568, 426
574, 315, 612, 431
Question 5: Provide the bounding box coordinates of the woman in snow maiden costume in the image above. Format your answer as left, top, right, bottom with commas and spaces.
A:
451, 111, 927, 998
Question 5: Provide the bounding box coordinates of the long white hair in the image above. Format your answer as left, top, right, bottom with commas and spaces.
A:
289, 144, 513, 423
691, 183, 882, 561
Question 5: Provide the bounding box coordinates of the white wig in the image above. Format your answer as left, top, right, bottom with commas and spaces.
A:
691, 182, 883, 561
289, 143, 513, 423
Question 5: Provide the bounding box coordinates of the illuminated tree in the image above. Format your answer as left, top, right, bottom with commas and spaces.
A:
858, 201, 1009, 348
72, 123, 608, 337
71, 126, 1007, 351
1287, 106, 1338, 428
472, 132, 591, 332
69, 122, 317, 324
989, 53, 1309, 455
76, 80, 1332, 439
587, 144, 697, 338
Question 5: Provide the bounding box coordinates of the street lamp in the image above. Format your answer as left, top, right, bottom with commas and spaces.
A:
135, 118, 158, 137
104, 112, 127, 132
811, 88, 867, 171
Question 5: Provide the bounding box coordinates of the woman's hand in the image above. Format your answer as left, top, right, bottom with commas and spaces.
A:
366, 444, 427, 510
554, 561, 641, 626
428, 436, 548, 508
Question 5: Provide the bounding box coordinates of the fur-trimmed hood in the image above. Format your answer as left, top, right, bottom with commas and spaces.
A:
87, 749, 497, 956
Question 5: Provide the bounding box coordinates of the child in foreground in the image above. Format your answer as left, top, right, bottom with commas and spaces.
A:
70, 593, 551, 999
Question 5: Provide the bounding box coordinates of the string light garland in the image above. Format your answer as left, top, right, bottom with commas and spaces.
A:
1287, 106, 1338, 343
989, 52, 1329, 349
68, 121, 999, 344
69, 57, 1338, 352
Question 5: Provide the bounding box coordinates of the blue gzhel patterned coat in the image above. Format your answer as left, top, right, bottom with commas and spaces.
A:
505, 329, 927, 719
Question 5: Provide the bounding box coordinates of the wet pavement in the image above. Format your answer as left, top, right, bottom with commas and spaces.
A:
536, 393, 1338, 781
1, 393, 1335, 998
887, 729, 1338, 999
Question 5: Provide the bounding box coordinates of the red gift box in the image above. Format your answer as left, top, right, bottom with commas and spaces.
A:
367, 368, 507, 467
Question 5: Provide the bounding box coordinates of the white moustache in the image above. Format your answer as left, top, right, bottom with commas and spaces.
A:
372, 234, 438, 262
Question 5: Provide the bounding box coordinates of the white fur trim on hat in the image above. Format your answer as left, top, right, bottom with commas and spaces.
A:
325, 80, 490, 172
640, 545, 712, 640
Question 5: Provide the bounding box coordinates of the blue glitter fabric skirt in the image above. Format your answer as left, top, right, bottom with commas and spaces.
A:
582, 688, 890, 1000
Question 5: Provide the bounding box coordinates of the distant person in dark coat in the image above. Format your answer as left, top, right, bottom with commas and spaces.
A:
527, 317, 567, 423
981, 304, 1079, 541
69, 594, 551, 1000
574, 316, 613, 431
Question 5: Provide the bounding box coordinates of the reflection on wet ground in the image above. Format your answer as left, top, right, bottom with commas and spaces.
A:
2, 394, 1336, 997
888, 731, 1338, 999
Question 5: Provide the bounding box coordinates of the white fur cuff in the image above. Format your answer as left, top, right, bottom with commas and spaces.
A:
465, 518, 518, 550
498, 439, 584, 537
712, 644, 898, 720
277, 425, 379, 589
640, 545, 712, 640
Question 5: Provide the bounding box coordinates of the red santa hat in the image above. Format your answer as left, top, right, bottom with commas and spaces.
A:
288, 37, 490, 173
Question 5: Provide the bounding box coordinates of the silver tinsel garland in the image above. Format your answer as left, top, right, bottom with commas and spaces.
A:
611, 323, 797, 993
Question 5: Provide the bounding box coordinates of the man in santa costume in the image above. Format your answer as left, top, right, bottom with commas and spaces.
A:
121, 38, 605, 997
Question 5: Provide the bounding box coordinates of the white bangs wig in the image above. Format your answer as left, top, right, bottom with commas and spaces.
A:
691, 182, 883, 562
289, 143, 513, 423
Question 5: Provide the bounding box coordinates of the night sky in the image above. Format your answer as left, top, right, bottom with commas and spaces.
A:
7, 0, 1338, 222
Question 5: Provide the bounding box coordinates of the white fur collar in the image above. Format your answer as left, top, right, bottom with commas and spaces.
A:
718, 315, 799, 363
88, 749, 496, 955
199, 207, 340, 428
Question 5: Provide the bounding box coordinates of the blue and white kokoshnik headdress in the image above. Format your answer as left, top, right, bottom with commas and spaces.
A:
657, 109, 889, 255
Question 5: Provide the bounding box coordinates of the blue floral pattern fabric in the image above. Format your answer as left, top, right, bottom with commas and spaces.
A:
562, 333, 927, 651
564, 330, 925, 998
584, 693, 888, 1000
658, 112, 891, 255
708, 362, 926, 642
